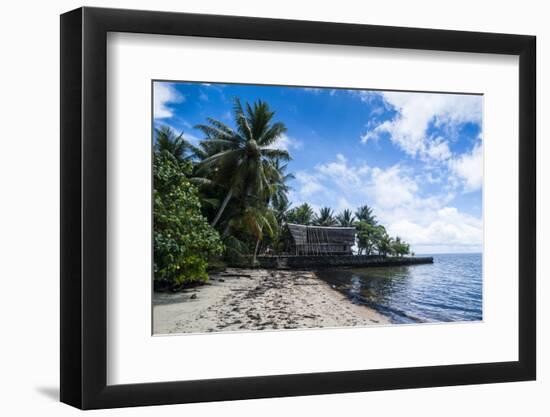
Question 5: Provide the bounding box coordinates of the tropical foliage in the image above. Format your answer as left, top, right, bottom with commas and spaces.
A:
356, 222, 384, 255
336, 209, 356, 227
314, 207, 337, 226
392, 236, 411, 257
355, 205, 377, 225
153, 151, 223, 286
377, 232, 394, 257
194, 98, 290, 227
155, 125, 193, 163
287, 203, 315, 225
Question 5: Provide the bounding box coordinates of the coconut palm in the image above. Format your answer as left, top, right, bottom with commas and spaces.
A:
336, 209, 356, 227
392, 236, 410, 257
269, 159, 295, 208
228, 205, 278, 265
355, 204, 377, 226
287, 203, 315, 225
154, 125, 193, 163
314, 207, 337, 226
195, 98, 290, 227
377, 232, 394, 257
273, 198, 292, 226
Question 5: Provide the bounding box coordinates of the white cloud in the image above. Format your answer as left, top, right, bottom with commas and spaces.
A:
448, 141, 483, 192
369, 165, 418, 208
153, 83, 184, 119
290, 154, 367, 208
387, 207, 482, 252
293, 171, 326, 198
271, 133, 303, 152
360, 92, 482, 162
426, 137, 452, 161
354, 90, 382, 104
302, 87, 323, 94
289, 153, 482, 253
316, 154, 368, 188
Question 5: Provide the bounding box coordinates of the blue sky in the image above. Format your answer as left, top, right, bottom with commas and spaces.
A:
153, 81, 483, 254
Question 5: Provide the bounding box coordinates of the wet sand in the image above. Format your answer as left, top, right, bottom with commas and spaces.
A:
153, 268, 389, 335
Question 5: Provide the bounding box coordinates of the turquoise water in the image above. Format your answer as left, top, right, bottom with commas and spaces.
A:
315, 253, 482, 324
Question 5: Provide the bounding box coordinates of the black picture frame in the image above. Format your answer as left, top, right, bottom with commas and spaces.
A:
60, 6, 536, 410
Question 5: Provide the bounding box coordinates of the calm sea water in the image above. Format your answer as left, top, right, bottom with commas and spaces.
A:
315, 253, 482, 324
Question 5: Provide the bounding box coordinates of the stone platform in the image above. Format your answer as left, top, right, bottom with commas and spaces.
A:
256, 255, 433, 270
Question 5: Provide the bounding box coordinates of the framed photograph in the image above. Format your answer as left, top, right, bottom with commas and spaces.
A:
60, 7, 536, 409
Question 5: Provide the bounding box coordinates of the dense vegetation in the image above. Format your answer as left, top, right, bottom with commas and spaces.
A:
153, 136, 223, 287
153, 98, 411, 286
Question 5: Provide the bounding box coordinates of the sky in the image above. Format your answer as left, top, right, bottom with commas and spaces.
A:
153, 81, 483, 254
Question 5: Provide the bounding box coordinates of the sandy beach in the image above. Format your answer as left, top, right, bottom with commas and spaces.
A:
153, 268, 389, 335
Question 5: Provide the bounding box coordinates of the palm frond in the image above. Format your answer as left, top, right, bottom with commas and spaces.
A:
262, 148, 291, 161
194, 124, 235, 141
258, 123, 288, 147
233, 98, 254, 140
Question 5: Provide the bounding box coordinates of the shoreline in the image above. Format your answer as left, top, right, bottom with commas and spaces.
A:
256, 254, 433, 270
153, 268, 389, 335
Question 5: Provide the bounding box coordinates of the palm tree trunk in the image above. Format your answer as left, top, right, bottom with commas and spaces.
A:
252, 237, 261, 267
211, 186, 233, 227
222, 222, 231, 238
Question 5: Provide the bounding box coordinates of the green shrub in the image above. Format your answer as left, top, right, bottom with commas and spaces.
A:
153, 152, 223, 286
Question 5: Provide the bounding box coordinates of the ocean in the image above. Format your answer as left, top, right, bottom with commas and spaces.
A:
315, 253, 482, 324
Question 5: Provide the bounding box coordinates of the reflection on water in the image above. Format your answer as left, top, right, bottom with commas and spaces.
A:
316, 253, 482, 324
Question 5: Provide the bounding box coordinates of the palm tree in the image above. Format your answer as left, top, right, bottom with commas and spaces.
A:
154, 125, 192, 163
377, 233, 394, 257
392, 236, 410, 257
314, 207, 337, 226
287, 203, 315, 225
336, 209, 356, 227
356, 221, 380, 255
273, 199, 292, 226
269, 159, 295, 209
228, 205, 278, 265
355, 204, 377, 225
195, 98, 290, 227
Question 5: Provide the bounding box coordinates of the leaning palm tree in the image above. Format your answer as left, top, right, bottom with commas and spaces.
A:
154, 125, 193, 163
228, 204, 278, 265
336, 209, 356, 227
355, 204, 377, 225
314, 207, 337, 226
195, 98, 290, 227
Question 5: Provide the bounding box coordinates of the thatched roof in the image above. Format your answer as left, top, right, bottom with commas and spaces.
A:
287, 223, 356, 246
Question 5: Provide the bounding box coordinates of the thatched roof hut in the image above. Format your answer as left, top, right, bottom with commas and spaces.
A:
286, 223, 356, 255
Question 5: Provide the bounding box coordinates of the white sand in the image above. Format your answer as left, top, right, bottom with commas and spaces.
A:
153, 268, 389, 334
